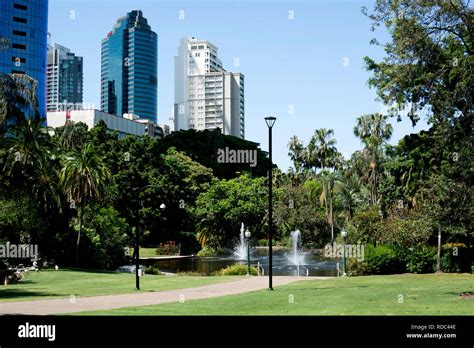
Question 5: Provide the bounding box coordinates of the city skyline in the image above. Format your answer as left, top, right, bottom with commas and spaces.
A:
47, 0, 429, 170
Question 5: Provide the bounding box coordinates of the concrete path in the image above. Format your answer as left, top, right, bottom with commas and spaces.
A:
0, 276, 330, 315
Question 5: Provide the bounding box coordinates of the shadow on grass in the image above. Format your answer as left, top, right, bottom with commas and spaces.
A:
0, 289, 66, 300
58, 267, 121, 274
13, 280, 37, 285
287, 285, 370, 291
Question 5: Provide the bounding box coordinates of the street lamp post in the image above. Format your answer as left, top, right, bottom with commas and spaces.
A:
134, 184, 166, 290
341, 229, 347, 277
265, 116, 276, 291
135, 224, 140, 290
245, 228, 251, 276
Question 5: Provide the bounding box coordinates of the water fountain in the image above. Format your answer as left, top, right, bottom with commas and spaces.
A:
286, 230, 308, 276
234, 223, 248, 260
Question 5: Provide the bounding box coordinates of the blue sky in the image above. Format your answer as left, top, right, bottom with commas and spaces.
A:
48, 0, 428, 170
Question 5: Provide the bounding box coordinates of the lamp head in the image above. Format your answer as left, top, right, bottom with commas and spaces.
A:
341, 229, 348, 239
244, 228, 251, 239
264, 116, 276, 128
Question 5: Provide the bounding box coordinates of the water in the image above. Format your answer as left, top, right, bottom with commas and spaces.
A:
134, 248, 338, 277
234, 222, 248, 260
286, 230, 306, 266
118, 228, 338, 276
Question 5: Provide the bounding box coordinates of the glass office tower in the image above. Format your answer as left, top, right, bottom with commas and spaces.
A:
0, 0, 49, 117
47, 43, 84, 112
101, 10, 158, 123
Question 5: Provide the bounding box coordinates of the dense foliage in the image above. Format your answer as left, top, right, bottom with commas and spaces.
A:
0, 1, 472, 273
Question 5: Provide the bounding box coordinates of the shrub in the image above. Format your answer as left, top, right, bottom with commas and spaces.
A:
177, 232, 201, 255
177, 271, 206, 276
347, 258, 367, 276
218, 263, 258, 276
254, 239, 279, 247
156, 241, 180, 256
440, 245, 473, 273
78, 206, 129, 270
145, 265, 162, 275
351, 206, 381, 245
376, 211, 432, 248
363, 245, 405, 275
197, 246, 220, 257
406, 247, 436, 273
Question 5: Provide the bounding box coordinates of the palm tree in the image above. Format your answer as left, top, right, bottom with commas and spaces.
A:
336, 173, 362, 222
305, 128, 338, 171
60, 143, 111, 265
57, 121, 89, 151
354, 113, 393, 150
0, 73, 39, 130
319, 170, 337, 243
302, 129, 340, 243
353, 113, 393, 205
288, 135, 305, 173
3, 115, 49, 178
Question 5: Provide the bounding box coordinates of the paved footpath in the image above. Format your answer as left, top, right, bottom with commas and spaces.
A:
0, 276, 330, 315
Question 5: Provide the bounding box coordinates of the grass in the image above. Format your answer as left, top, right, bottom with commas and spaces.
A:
79, 273, 474, 316
139, 247, 158, 257
0, 268, 238, 302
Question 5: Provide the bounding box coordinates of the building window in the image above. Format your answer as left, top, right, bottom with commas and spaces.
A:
11, 56, 26, 63
13, 3, 28, 10
12, 43, 26, 50
195, 52, 200, 57
12, 30, 26, 37
13, 17, 27, 23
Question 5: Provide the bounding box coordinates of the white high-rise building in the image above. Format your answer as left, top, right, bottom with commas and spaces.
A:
174, 37, 245, 139
46, 43, 83, 112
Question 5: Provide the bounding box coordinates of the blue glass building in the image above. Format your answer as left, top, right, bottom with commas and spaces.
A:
101, 10, 158, 123
0, 0, 49, 117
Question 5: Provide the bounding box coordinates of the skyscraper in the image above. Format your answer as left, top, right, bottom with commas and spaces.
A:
174, 37, 245, 139
46, 43, 83, 112
101, 10, 158, 123
0, 0, 49, 117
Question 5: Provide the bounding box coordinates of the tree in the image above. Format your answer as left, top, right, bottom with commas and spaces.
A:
305, 128, 338, 171
56, 121, 89, 151
60, 143, 111, 265
363, 0, 473, 126
0, 73, 39, 131
2, 115, 51, 187
191, 175, 268, 249
302, 129, 341, 243
336, 173, 363, 223
319, 170, 338, 243
288, 135, 305, 173
353, 113, 393, 205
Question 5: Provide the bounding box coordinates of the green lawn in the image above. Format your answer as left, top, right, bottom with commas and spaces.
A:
139, 247, 158, 257
0, 269, 238, 302
80, 273, 474, 316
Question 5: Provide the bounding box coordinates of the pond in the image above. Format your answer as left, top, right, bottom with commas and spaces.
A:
136, 248, 340, 277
